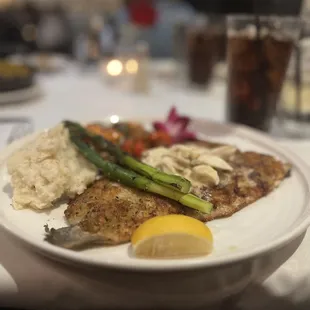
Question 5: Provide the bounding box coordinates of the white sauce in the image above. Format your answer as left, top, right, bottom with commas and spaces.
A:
142, 144, 236, 188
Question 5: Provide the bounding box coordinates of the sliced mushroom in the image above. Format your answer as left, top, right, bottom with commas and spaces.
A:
147, 146, 170, 157
167, 153, 191, 168
159, 157, 179, 174
189, 149, 202, 161
210, 145, 237, 159
191, 165, 220, 185
170, 144, 197, 160
142, 147, 169, 166
192, 154, 233, 171
183, 168, 192, 179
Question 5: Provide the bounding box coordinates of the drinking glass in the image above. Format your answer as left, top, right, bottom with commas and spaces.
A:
226, 15, 300, 131
186, 14, 226, 88
277, 19, 310, 138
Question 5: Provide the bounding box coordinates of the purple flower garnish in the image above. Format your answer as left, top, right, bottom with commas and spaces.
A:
153, 107, 197, 143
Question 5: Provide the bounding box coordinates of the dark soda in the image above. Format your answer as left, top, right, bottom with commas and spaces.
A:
187, 29, 218, 87
227, 33, 294, 131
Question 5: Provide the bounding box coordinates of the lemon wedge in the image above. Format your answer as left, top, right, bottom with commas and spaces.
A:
131, 215, 213, 259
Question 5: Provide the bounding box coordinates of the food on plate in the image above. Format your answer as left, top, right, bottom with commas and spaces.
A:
131, 214, 213, 258
46, 136, 290, 249
7, 124, 97, 210
66, 123, 291, 222
45, 178, 204, 249
64, 121, 212, 213
0, 61, 34, 92
6, 107, 292, 256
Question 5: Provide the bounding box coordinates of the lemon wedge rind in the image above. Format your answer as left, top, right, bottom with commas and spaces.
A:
131, 214, 213, 259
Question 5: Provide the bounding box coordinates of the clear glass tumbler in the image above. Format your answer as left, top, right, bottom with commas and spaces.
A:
186, 14, 226, 88
226, 15, 300, 131
278, 18, 310, 138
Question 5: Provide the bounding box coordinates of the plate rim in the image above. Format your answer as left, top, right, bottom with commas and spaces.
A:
1, 118, 310, 271
0, 84, 43, 105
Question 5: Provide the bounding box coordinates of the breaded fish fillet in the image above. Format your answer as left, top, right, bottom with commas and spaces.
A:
45, 178, 204, 248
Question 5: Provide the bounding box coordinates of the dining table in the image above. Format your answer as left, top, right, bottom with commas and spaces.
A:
1, 60, 310, 310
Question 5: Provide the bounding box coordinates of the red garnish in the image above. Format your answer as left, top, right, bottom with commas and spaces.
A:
153, 107, 197, 143
133, 140, 146, 158
121, 138, 146, 158
149, 130, 172, 147
122, 139, 134, 154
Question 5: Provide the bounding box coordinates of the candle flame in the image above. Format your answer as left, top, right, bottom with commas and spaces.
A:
106, 59, 123, 76
125, 59, 138, 74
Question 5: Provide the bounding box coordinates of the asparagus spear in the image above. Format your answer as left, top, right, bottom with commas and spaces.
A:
67, 128, 213, 214
64, 120, 192, 194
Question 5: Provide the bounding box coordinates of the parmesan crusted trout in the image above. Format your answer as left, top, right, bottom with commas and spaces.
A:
45, 178, 204, 248
46, 144, 291, 249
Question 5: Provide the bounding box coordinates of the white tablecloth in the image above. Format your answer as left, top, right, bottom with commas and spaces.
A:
1, 66, 310, 309
0, 66, 228, 130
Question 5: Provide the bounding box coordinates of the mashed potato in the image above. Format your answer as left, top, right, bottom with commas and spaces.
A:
7, 123, 97, 210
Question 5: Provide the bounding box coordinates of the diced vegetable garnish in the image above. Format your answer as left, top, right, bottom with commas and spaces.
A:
86, 124, 124, 144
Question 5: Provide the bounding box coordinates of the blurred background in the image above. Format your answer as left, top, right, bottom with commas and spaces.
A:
0, 0, 304, 58
1, 0, 310, 137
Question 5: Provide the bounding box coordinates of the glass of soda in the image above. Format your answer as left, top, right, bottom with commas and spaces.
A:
226, 15, 300, 131
186, 14, 226, 88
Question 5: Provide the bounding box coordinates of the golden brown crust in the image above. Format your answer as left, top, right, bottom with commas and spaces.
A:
200, 150, 291, 221
65, 178, 204, 244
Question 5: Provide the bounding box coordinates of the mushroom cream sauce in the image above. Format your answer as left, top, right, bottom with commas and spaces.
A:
142, 144, 237, 188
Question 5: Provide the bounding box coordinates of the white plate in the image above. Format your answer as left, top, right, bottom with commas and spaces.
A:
0, 119, 310, 271
9, 53, 68, 73
0, 84, 43, 105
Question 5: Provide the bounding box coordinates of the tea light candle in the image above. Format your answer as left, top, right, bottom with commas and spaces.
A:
131, 41, 150, 94
100, 57, 141, 90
